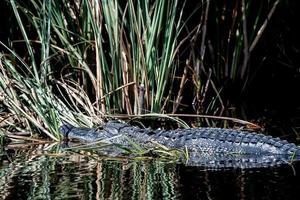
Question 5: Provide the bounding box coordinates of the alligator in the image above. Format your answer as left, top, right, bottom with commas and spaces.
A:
59, 121, 300, 169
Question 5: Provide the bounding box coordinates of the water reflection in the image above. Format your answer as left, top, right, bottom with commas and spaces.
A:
0, 143, 300, 199
179, 164, 300, 199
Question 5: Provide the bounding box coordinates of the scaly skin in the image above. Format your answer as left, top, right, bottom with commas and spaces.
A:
60, 121, 300, 168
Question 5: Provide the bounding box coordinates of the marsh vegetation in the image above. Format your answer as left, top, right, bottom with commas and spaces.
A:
0, 0, 299, 141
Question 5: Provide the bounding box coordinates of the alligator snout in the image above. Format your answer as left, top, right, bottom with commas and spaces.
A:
59, 124, 74, 138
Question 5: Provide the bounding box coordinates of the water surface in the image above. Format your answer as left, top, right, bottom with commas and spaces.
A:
1, 143, 300, 200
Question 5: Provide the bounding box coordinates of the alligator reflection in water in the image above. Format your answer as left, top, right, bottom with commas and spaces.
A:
60, 121, 300, 169
0, 144, 300, 199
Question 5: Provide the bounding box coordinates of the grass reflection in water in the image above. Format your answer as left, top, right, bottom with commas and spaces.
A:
0, 143, 179, 199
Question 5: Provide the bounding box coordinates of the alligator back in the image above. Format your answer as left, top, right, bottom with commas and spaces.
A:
152, 128, 300, 156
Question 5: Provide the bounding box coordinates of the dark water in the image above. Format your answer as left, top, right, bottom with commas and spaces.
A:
1, 143, 300, 200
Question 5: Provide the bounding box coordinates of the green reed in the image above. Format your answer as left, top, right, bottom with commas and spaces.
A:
0, 0, 188, 139
0, 0, 279, 139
